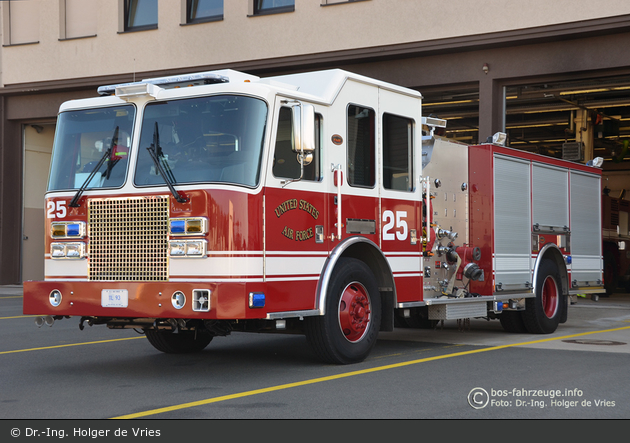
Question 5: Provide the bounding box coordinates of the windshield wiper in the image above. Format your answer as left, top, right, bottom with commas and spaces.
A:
69, 126, 119, 208
146, 122, 188, 203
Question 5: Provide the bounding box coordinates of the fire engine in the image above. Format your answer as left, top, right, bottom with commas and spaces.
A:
23, 69, 605, 364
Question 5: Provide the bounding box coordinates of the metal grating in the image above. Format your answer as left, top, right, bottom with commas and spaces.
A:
88, 196, 169, 281
562, 142, 583, 161
428, 302, 488, 320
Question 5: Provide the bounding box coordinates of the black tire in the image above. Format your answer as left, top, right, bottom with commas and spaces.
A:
305, 258, 381, 364
499, 310, 527, 333
145, 329, 213, 354
522, 259, 565, 334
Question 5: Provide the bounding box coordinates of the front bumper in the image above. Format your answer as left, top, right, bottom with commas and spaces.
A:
23, 280, 257, 320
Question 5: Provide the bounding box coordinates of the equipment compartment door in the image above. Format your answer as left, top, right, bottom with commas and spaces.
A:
493, 155, 532, 291
570, 170, 603, 287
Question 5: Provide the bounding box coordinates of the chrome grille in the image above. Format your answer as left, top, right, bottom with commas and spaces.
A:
88, 196, 169, 281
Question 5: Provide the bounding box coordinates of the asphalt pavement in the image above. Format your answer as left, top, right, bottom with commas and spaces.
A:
1, 284, 629, 425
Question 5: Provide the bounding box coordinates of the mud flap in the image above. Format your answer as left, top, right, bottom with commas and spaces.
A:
380, 290, 394, 332
559, 294, 568, 324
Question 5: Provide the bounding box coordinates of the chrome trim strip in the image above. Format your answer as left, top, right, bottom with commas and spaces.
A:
396, 293, 535, 309
569, 288, 604, 295
266, 309, 320, 320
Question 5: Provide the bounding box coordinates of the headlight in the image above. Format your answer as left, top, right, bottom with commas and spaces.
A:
169, 240, 207, 258
168, 241, 186, 257
50, 242, 86, 259
51, 221, 86, 239
185, 241, 205, 256
65, 244, 84, 258
51, 244, 66, 258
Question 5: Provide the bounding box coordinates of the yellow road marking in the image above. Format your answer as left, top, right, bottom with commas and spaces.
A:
111, 325, 630, 419
0, 315, 39, 320
0, 295, 23, 299
0, 336, 144, 355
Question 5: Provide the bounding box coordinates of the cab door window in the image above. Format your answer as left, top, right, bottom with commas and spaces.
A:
382, 113, 414, 192
272, 106, 321, 181
347, 105, 375, 188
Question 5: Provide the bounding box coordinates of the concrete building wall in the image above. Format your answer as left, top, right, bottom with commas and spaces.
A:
2, 0, 630, 86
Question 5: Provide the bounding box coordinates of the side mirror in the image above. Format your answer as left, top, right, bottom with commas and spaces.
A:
291, 102, 315, 154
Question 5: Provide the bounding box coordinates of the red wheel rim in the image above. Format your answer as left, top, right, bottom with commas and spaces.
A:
541, 276, 559, 318
338, 282, 371, 343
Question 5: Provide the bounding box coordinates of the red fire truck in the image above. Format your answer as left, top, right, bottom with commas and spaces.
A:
23, 69, 604, 364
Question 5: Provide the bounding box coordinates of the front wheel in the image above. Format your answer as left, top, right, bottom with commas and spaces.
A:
305, 258, 381, 364
522, 259, 565, 334
145, 328, 213, 354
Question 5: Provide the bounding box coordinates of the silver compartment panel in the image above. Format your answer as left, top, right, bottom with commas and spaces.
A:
428, 302, 487, 320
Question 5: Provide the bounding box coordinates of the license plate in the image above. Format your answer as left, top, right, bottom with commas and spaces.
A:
101, 289, 128, 308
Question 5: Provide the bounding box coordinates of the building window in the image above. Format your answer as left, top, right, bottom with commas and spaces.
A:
61, 0, 97, 40
186, 0, 223, 24
347, 105, 375, 188
382, 114, 414, 192
124, 0, 157, 32
2, 0, 40, 46
253, 0, 294, 16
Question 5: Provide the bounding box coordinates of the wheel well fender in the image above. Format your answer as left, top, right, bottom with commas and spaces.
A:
316, 237, 395, 330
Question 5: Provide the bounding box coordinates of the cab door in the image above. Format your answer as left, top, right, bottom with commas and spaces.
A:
378, 88, 423, 303
263, 97, 328, 312
326, 79, 380, 248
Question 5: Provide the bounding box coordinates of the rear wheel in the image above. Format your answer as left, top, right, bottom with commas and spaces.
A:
145, 328, 213, 354
305, 258, 381, 364
522, 259, 565, 334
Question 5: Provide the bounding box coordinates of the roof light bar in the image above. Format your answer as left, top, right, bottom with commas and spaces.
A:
98, 72, 230, 96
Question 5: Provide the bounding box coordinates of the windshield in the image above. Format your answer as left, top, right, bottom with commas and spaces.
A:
134, 95, 267, 188
48, 105, 135, 191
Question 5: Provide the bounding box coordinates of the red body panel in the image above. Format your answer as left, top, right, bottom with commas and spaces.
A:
27, 180, 427, 319
467, 144, 494, 295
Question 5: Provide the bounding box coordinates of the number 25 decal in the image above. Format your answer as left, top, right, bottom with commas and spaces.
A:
382, 210, 408, 241
46, 200, 67, 219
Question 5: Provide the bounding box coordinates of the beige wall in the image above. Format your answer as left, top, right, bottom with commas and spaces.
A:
23, 123, 55, 282
2, 0, 630, 86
